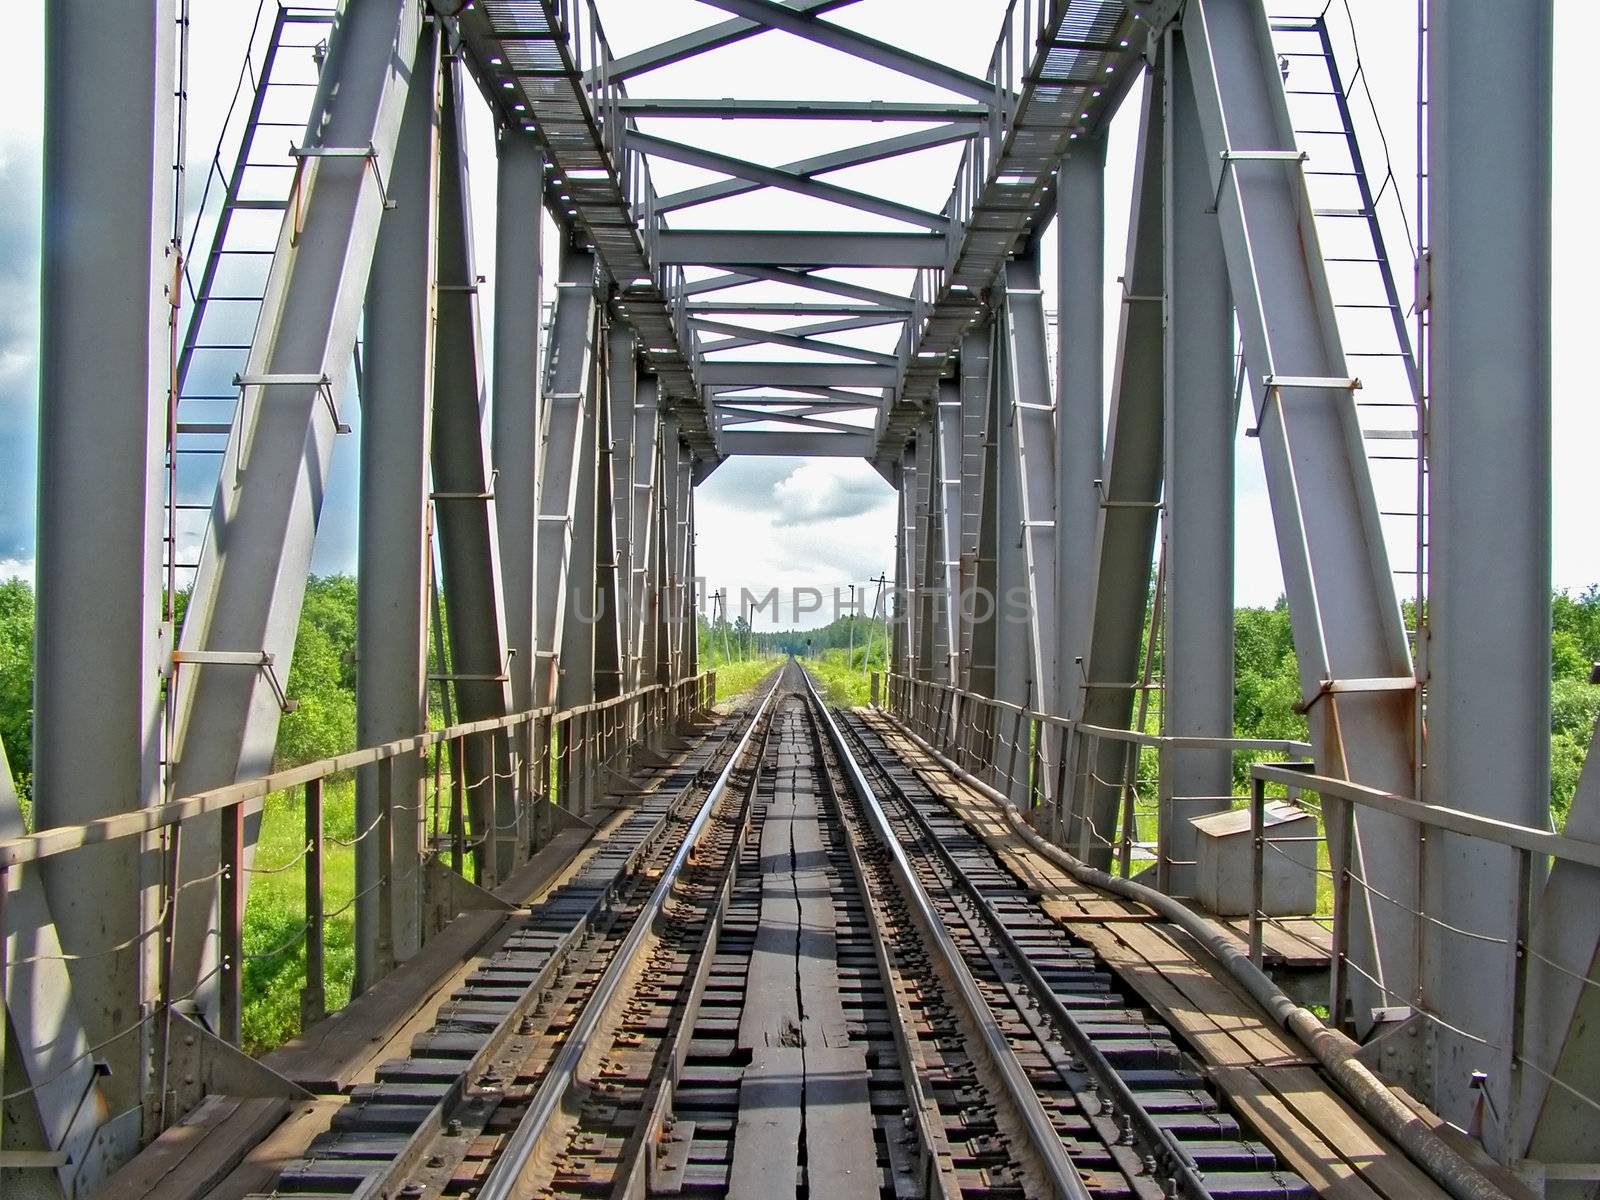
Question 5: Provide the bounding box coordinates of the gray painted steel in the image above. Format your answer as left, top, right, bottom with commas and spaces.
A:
534, 249, 599, 708
1067, 66, 1166, 866
166, 0, 420, 1009
1054, 136, 1105, 730
1183, 0, 1420, 1024
1158, 33, 1236, 898
431, 63, 516, 881
355, 23, 439, 984
33, 0, 172, 1141
1423, 1, 1555, 1149
492, 134, 545, 717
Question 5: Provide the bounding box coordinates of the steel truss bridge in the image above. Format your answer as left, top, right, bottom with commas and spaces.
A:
5, 1, 1591, 1198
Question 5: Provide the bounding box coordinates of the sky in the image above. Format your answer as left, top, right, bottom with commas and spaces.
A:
0, 1, 1594, 629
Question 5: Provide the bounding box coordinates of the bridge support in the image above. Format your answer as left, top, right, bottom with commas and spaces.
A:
492, 133, 545, 719
165, 0, 422, 1012
1424, 0, 1554, 1155
1054, 135, 1105, 735
32, 0, 174, 1164
431, 60, 516, 884
1158, 30, 1236, 898
1068, 62, 1166, 867
1182, 0, 1420, 1027
355, 21, 439, 990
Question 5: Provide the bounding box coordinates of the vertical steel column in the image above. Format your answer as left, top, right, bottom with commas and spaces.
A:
605, 328, 638, 694
1067, 63, 1166, 866
626, 378, 662, 694
658, 413, 686, 683
34, 0, 172, 1123
1423, 0, 1553, 1149
991, 317, 1031, 805
534, 248, 598, 708
556, 322, 599, 813
959, 330, 994, 695
1158, 32, 1235, 898
912, 420, 938, 680
432, 61, 515, 881
355, 22, 439, 985
492, 132, 545, 717
893, 445, 917, 682
1054, 134, 1106, 726
933, 380, 965, 684
682, 482, 700, 678
1002, 259, 1058, 727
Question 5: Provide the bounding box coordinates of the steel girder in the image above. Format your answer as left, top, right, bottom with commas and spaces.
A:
1065, 62, 1166, 867
625, 379, 663, 694
877, 0, 1146, 465
1054, 135, 1105, 727
1182, 0, 1419, 1022
432, 60, 517, 884
493, 133, 546, 718
166, 0, 422, 1010
590, 329, 626, 705
32, 0, 173, 1154
1157, 30, 1235, 898
989, 314, 1032, 806
452, 3, 706, 452
1001, 261, 1059, 798
1423, 2, 1556, 1153
660, 414, 696, 684
912, 421, 938, 681
535, 249, 601, 711
932, 381, 966, 686
606, 327, 640, 700
958, 331, 994, 695
355, 22, 440, 985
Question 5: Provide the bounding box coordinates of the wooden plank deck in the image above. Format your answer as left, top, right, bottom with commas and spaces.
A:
861, 711, 1454, 1200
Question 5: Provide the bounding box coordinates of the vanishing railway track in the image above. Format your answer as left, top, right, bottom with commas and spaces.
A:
259, 663, 1313, 1199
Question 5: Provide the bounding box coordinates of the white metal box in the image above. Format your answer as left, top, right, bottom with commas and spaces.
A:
1191, 800, 1318, 917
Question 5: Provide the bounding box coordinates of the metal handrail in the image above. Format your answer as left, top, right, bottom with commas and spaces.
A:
0, 672, 714, 870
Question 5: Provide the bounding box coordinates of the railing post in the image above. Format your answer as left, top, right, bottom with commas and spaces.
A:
301, 778, 326, 1028
375, 756, 396, 979
516, 720, 532, 866
557, 716, 572, 818
482, 729, 501, 891
450, 734, 466, 877
1249, 774, 1266, 969
1331, 787, 1354, 1028
220, 801, 245, 1045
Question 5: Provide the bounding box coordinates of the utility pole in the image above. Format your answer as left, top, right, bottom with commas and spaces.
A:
848, 583, 857, 666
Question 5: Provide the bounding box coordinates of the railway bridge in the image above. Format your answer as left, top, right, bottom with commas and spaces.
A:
5, 1, 1592, 1198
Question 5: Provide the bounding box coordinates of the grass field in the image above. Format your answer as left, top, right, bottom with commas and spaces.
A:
240, 777, 359, 1054
710, 655, 782, 704
803, 647, 876, 707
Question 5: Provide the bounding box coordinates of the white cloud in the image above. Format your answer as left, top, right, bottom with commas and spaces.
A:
0, 559, 33, 586
770, 460, 894, 528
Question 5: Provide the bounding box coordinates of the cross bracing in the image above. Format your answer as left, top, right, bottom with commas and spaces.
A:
7, 0, 1590, 1196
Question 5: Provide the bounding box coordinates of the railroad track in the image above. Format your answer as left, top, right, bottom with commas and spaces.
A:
256, 663, 1314, 1199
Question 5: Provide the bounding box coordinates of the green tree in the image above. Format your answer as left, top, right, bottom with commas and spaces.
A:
0, 578, 34, 800
273, 575, 358, 767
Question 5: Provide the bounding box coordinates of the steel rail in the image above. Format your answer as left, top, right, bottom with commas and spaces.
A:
800, 669, 1094, 1200
603, 673, 785, 1197
801, 680, 963, 1200
472, 669, 785, 1200
845, 711, 1216, 1200
327, 683, 767, 1200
